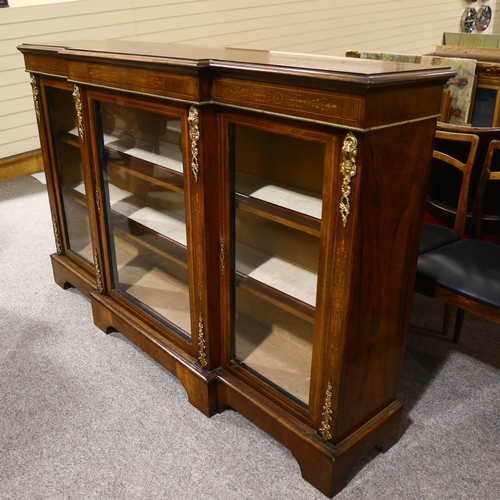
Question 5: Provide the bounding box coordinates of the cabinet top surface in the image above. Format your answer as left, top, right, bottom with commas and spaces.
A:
18, 39, 454, 84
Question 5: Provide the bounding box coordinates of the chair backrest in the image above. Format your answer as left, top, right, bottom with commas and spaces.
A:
431, 129, 479, 238
434, 122, 500, 223
471, 139, 500, 238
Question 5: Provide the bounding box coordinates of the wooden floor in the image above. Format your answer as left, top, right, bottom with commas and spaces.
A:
0, 150, 43, 181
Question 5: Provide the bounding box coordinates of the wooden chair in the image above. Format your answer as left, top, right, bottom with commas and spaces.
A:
428, 122, 500, 235
415, 140, 500, 342
419, 129, 479, 255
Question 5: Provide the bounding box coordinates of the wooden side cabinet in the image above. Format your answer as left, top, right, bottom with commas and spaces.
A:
19, 40, 454, 497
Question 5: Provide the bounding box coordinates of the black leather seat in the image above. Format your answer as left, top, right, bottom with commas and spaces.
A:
418, 221, 460, 254
415, 139, 500, 342
417, 239, 500, 308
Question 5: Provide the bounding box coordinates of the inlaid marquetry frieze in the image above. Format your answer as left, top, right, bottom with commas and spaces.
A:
214, 78, 362, 125
24, 54, 68, 77
68, 62, 199, 100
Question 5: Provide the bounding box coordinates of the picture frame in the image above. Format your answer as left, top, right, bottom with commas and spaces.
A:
0, 0, 9, 7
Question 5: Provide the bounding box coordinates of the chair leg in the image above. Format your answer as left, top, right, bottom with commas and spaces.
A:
442, 304, 453, 335
453, 308, 466, 343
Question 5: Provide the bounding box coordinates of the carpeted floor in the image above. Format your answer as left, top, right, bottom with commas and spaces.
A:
1, 175, 499, 499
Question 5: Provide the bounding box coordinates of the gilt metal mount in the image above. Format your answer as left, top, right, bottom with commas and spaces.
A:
339, 132, 358, 227
198, 313, 207, 368
319, 381, 333, 441
30, 74, 41, 123
72, 84, 85, 142
188, 106, 200, 182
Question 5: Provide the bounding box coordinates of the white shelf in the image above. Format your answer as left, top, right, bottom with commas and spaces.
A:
68, 122, 183, 170
103, 133, 184, 174
114, 236, 191, 335
236, 171, 322, 219
236, 242, 317, 307
73, 181, 187, 246
236, 313, 312, 404
122, 143, 183, 173
108, 184, 187, 246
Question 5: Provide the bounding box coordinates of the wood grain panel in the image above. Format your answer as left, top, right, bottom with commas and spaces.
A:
213, 77, 362, 126
68, 61, 200, 101
23, 53, 68, 77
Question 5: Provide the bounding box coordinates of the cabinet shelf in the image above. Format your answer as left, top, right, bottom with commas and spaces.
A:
235, 313, 312, 405
75, 181, 189, 266
107, 159, 184, 194
58, 129, 80, 148
105, 137, 184, 194
235, 242, 317, 308
107, 183, 187, 247
235, 172, 322, 236
236, 272, 315, 323
66, 183, 87, 208
113, 217, 188, 269
108, 182, 187, 269
113, 234, 191, 336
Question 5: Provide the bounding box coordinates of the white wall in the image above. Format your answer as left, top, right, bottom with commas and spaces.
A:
1, 0, 499, 160
9, 0, 79, 7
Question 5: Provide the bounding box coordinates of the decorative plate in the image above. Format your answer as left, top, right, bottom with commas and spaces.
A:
477, 6, 492, 32
461, 8, 477, 33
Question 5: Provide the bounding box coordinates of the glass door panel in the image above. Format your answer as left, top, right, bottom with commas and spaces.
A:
95, 100, 192, 341
231, 125, 325, 406
46, 86, 92, 263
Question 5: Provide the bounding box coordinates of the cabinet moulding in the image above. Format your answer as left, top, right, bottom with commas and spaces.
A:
53, 75, 440, 134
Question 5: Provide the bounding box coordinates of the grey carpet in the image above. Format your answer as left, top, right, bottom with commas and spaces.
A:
0, 175, 499, 500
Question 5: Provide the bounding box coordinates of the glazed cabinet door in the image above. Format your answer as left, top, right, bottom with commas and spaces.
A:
38, 77, 95, 268
220, 113, 341, 420
89, 93, 196, 346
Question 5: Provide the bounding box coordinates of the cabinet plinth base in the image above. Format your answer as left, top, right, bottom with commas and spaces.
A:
88, 291, 403, 497
90, 292, 219, 418
51, 253, 96, 297
216, 370, 403, 498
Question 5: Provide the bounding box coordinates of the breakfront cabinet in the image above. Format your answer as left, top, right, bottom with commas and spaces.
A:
19, 40, 454, 497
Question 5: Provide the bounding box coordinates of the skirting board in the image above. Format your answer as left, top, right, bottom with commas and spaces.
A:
0, 150, 43, 181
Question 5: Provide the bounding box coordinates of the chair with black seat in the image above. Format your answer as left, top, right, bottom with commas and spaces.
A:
419, 129, 479, 255
415, 140, 500, 343
429, 122, 500, 236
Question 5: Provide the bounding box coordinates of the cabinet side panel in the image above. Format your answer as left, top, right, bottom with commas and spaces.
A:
332, 119, 435, 442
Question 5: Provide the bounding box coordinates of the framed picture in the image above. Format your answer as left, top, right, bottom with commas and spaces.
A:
0, 0, 9, 7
